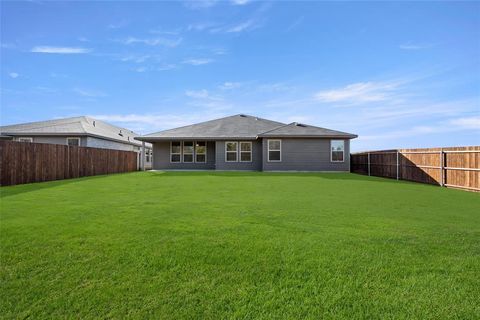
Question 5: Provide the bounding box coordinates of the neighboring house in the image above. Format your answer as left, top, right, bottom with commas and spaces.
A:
136, 114, 357, 171
0, 116, 153, 169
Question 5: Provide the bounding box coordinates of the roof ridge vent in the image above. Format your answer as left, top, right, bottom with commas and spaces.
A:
239, 114, 248, 118
294, 122, 307, 127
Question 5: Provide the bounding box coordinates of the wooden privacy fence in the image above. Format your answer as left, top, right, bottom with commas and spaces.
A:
351, 146, 480, 191
0, 140, 138, 186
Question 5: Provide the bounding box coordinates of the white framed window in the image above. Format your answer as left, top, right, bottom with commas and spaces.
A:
240, 142, 252, 162
183, 141, 194, 163
18, 137, 33, 142
331, 140, 345, 162
225, 141, 238, 162
66, 137, 80, 146
195, 141, 207, 163
170, 141, 181, 163
267, 139, 281, 162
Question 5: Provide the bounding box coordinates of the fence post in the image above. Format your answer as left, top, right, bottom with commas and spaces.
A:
368, 152, 370, 175
440, 149, 444, 187
396, 151, 399, 180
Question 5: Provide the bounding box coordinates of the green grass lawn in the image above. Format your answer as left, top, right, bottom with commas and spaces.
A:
1, 172, 479, 319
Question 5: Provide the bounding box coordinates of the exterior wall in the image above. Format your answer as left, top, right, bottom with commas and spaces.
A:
86, 136, 136, 151
262, 138, 351, 171
152, 141, 215, 170
214, 140, 262, 171
15, 136, 88, 146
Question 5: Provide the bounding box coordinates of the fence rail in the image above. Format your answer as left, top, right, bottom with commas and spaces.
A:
0, 140, 138, 186
351, 146, 480, 191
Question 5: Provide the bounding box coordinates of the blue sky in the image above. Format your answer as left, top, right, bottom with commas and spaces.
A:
1, 0, 479, 151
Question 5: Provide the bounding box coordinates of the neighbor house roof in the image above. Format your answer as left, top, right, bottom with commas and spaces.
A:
258, 122, 357, 139
0, 116, 151, 147
136, 114, 286, 141
136, 114, 357, 141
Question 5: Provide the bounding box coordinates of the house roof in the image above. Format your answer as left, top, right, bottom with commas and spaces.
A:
0, 116, 151, 147
136, 114, 357, 141
136, 114, 286, 140
258, 122, 358, 138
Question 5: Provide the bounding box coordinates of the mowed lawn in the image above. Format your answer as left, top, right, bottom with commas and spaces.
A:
1, 172, 479, 319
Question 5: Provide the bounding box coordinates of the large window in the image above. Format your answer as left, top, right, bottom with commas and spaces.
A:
67, 137, 80, 146
240, 142, 252, 162
331, 140, 345, 162
225, 142, 238, 162
268, 140, 281, 162
195, 141, 206, 163
171, 141, 181, 163
183, 141, 194, 163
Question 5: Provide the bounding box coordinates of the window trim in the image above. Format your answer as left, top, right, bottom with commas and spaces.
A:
195, 141, 207, 163
18, 137, 33, 142
170, 141, 182, 163
330, 139, 345, 163
239, 141, 253, 163
182, 141, 194, 163
225, 141, 238, 162
267, 139, 282, 162
66, 137, 81, 146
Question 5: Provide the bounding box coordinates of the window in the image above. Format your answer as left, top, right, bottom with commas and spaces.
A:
268, 139, 281, 162
18, 137, 33, 142
171, 141, 181, 163
331, 140, 345, 162
225, 142, 238, 162
240, 142, 252, 162
183, 141, 194, 163
195, 141, 207, 163
67, 137, 80, 146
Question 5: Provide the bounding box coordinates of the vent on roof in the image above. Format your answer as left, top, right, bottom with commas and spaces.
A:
93, 121, 96, 127
118, 130, 124, 137
294, 122, 307, 127
239, 114, 247, 118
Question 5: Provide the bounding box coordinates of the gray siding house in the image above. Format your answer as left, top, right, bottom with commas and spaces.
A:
0, 116, 153, 169
136, 114, 357, 171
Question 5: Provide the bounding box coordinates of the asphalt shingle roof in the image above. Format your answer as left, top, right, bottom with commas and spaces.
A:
137, 114, 357, 141
258, 122, 357, 138
0, 116, 151, 147
137, 114, 286, 140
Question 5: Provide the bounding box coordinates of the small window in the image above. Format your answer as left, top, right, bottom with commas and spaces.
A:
18, 137, 33, 142
331, 140, 345, 162
268, 139, 281, 162
225, 142, 238, 162
240, 142, 252, 162
171, 141, 181, 163
67, 137, 80, 146
195, 141, 207, 163
183, 141, 194, 163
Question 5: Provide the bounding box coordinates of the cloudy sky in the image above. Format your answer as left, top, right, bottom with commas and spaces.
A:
1, 0, 479, 151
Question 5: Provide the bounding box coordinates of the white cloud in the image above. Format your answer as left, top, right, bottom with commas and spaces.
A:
31, 46, 91, 54
182, 58, 213, 65
449, 116, 480, 129
231, 0, 251, 5
133, 67, 147, 73
185, 89, 210, 99
314, 81, 399, 103
73, 88, 107, 97
286, 16, 304, 31
118, 37, 182, 47
157, 64, 177, 71
399, 43, 434, 50
219, 82, 242, 90
183, 0, 218, 9
8, 72, 19, 78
